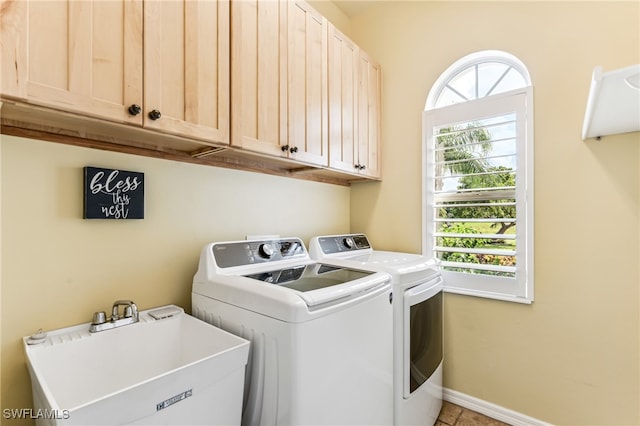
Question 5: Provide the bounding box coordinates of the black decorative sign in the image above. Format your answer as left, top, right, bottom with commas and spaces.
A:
83, 167, 144, 219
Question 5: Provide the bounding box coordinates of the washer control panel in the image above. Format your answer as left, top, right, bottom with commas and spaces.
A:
213, 238, 307, 268
316, 234, 371, 255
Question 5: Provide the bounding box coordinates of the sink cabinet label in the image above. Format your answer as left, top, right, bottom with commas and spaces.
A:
83, 167, 144, 219
156, 389, 193, 412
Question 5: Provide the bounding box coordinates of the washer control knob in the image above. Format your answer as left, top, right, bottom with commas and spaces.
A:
343, 237, 354, 249
258, 243, 275, 259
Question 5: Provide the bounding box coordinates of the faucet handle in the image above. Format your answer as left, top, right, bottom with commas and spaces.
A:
92, 311, 107, 325
130, 302, 139, 318
124, 306, 133, 318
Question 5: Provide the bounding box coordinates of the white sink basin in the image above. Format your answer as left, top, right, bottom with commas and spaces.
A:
24, 305, 249, 426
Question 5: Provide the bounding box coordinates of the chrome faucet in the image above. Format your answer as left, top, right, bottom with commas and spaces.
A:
89, 300, 139, 333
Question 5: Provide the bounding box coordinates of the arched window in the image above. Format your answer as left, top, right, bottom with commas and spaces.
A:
426, 50, 531, 109
422, 51, 534, 303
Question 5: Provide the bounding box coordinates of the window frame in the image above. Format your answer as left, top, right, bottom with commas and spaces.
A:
422, 52, 534, 304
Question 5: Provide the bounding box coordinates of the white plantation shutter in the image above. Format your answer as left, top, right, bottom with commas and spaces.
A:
423, 87, 534, 303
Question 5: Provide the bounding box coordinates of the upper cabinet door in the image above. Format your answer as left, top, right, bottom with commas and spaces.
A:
230, 0, 287, 156
327, 24, 381, 179
231, 0, 328, 166
144, 0, 230, 144
327, 24, 359, 174
286, 1, 328, 166
357, 50, 382, 179
1, 0, 143, 125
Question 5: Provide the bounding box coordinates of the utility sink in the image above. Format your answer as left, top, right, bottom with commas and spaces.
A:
24, 305, 250, 426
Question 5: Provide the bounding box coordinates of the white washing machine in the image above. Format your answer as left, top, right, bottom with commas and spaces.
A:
192, 237, 394, 426
309, 234, 443, 426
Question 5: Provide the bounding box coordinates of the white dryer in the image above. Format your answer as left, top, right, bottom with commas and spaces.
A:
192, 237, 394, 426
309, 234, 443, 426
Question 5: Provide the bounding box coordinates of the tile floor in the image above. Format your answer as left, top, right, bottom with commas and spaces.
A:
437, 401, 511, 426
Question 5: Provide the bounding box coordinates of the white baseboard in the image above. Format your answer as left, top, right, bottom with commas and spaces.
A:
443, 388, 553, 426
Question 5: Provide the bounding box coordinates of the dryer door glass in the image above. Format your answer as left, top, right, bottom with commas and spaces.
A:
408, 290, 443, 394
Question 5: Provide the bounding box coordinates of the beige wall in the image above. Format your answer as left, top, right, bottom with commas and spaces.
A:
348, 1, 640, 425
309, 0, 351, 35
0, 135, 350, 423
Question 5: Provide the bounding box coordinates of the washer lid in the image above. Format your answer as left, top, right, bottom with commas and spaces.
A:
244, 263, 385, 307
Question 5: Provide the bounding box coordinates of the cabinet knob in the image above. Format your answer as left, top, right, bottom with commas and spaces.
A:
360, 164, 366, 170
281, 145, 290, 152
289, 146, 298, 153
148, 109, 162, 120
128, 104, 142, 116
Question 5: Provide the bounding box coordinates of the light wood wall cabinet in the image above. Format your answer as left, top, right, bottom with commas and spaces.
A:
231, 0, 328, 167
1, 0, 229, 145
328, 26, 358, 174
356, 49, 382, 179
1, 0, 143, 125
328, 25, 381, 179
1, 0, 380, 185
144, 0, 229, 144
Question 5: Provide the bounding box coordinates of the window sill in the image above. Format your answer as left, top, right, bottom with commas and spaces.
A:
443, 286, 533, 304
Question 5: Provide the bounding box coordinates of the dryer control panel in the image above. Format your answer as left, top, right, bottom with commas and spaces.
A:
212, 238, 307, 268
315, 234, 371, 255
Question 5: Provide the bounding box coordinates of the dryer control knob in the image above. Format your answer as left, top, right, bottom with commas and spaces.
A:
259, 243, 275, 259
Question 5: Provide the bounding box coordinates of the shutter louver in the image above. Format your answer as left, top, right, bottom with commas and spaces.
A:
431, 112, 518, 278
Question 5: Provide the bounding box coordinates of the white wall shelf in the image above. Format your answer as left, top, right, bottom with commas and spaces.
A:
582, 64, 640, 140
